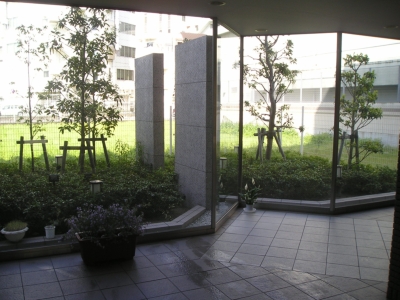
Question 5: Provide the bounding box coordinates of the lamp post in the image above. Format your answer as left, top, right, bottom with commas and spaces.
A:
55, 155, 63, 170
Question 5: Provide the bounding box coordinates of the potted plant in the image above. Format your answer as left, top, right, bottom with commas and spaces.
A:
240, 178, 261, 213
64, 204, 143, 265
44, 222, 57, 239
1, 220, 29, 242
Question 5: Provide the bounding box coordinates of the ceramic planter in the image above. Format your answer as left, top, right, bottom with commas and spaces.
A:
76, 232, 138, 265
1, 227, 29, 242
44, 225, 56, 239
243, 204, 256, 213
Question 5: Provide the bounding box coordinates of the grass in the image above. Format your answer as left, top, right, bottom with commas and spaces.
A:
1, 121, 397, 169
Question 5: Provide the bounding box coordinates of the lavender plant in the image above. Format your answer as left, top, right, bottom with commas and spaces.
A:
64, 204, 143, 243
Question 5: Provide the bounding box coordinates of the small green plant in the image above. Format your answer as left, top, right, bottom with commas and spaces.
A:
4, 220, 27, 231
240, 178, 261, 205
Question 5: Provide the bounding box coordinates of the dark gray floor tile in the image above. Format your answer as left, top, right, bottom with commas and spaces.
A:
329, 236, 356, 246
149, 292, 188, 300
240, 293, 273, 300
51, 253, 84, 268
303, 227, 329, 236
175, 247, 210, 261
209, 240, 242, 252
0, 261, 20, 276
302, 233, 329, 243
128, 266, 166, 283
169, 272, 211, 291
218, 232, 248, 243
146, 252, 182, 266
299, 241, 327, 252
278, 224, 304, 233
296, 280, 342, 300
55, 265, 91, 281
65, 290, 105, 300
22, 269, 58, 286
281, 219, 306, 226
237, 243, 269, 256
357, 247, 388, 259
254, 222, 281, 230
306, 220, 330, 228
323, 294, 357, 300
327, 252, 359, 266
326, 263, 360, 278
137, 243, 171, 255
119, 256, 154, 271
329, 223, 355, 231
296, 249, 327, 263
246, 273, 291, 292
250, 229, 277, 238
202, 249, 235, 262
267, 286, 314, 300
328, 244, 357, 256
24, 282, 63, 300
321, 276, 368, 292
261, 257, 295, 271
243, 236, 273, 246
20, 257, 54, 273
359, 267, 389, 282
270, 238, 300, 249
273, 270, 318, 285
102, 284, 146, 300
275, 231, 302, 241
1, 287, 24, 300
59, 277, 99, 295
230, 252, 264, 266
359, 257, 389, 270
355, 231, 383, 240
136, 278, 179, 298
0, 273, 22, 289
329, 229, 356, 238
354, 219, 378, 226
330, 217, 354, 224
217, 279, 262, 299
93, 272, 133, 289
357, 238, 385, 249
293, 260, 326, 275
230, 220, 257, 228
266, 247, 297, 259
84, 263, 124, 276
355, 225, 381, 233
228, 264, 269, 279
373, 282, 388, 292
224, 226, 253, 235
348, 286, 387, 300
205, 267, 242, 285
183, 286, 229, 300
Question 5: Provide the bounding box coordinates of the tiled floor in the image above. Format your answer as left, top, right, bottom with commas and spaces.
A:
0, 206, 394, 300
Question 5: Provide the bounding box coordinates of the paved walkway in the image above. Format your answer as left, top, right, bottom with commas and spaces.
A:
0, 206, 394, 300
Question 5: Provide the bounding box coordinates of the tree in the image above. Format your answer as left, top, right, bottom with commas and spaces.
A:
243, 36, 300, 160
43, 7, 123, 173
340, 53, 383, 167
15, 24, 49, 172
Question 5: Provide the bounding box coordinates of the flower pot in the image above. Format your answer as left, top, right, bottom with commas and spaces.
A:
1, 227, 29, 242
243, 204, 256, 213
45, 225, 56, 239
76, 232, 138, 265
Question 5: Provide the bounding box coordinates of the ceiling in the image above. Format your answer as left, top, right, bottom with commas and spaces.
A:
8, 0, 400, 40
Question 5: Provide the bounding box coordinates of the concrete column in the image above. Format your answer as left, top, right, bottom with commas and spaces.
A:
175, 36, 213, 208
135, 53, 164, 169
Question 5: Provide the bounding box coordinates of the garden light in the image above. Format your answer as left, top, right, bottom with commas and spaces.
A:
55, 155, 63, 168
90, 180, 103, 194
220, 157, 228, 169
337, 165, 342, 178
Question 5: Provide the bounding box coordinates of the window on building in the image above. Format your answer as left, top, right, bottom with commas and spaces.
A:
119, 22, 135, 35
117, 46, 135, 58
117, 69, 134, 81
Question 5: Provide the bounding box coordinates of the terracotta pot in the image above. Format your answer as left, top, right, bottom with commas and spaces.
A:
76, 232, 138, 265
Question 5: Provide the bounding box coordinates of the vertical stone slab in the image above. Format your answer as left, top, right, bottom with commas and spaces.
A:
135, 53, 164, 169
175, 36, 213, 209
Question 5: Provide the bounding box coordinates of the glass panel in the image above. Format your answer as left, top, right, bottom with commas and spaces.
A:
216, 24, 240, 222
340, 34, 399, 197
242, 34, 337, 204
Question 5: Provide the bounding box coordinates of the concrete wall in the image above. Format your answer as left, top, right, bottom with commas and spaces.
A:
135, 53, 164, 169
175, 36, 213, 209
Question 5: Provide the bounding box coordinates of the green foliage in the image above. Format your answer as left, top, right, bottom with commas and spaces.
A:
4, 220, 28, 232
340, 53, 383, 166
243, 36, 300, 159
42, 7, 123, 172
0, 157, 184, 239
